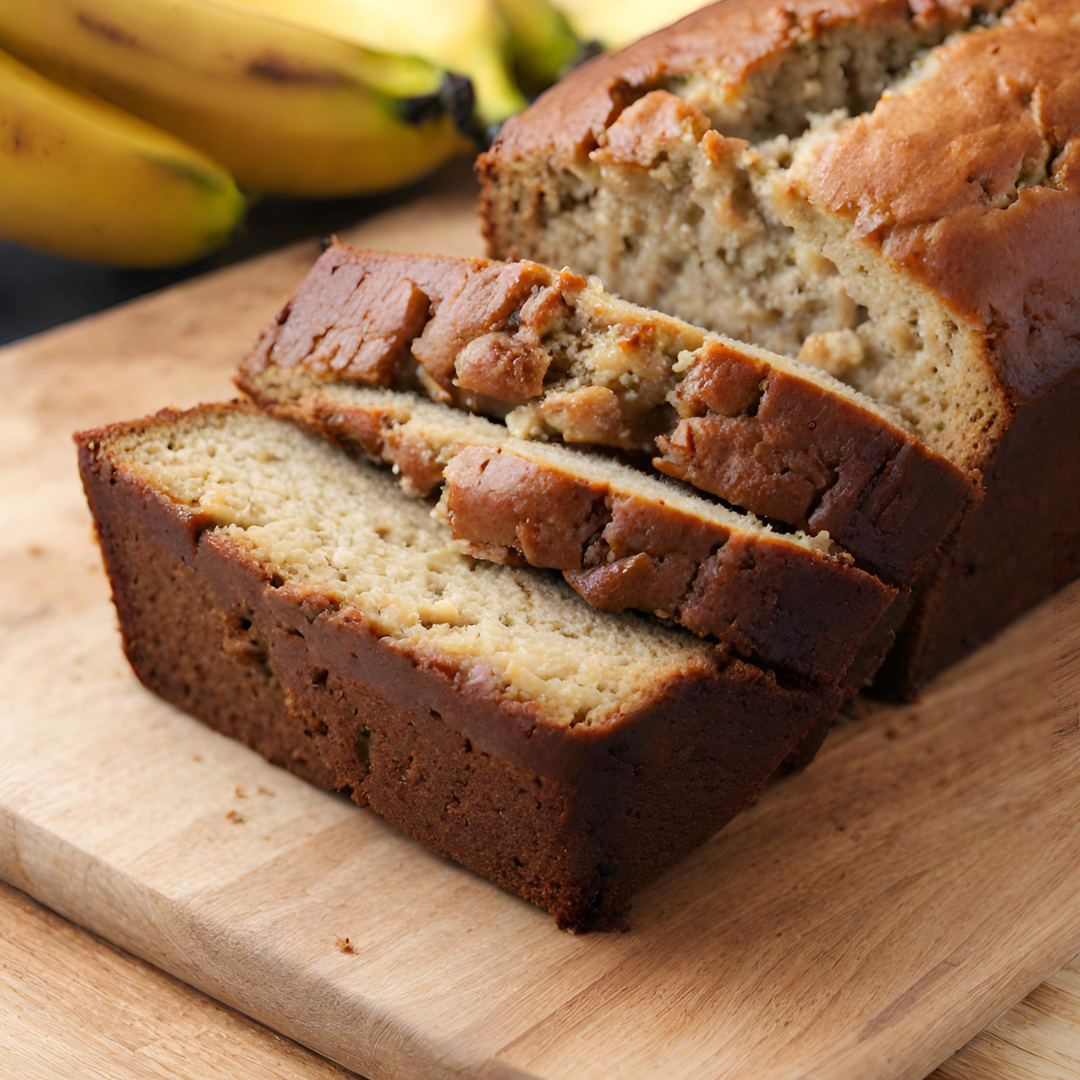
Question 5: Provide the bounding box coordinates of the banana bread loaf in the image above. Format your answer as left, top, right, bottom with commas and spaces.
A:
477, 0, 1080, 693
236, 379, 898, 685
241, 242, 972, 587
76, 404, 842, 930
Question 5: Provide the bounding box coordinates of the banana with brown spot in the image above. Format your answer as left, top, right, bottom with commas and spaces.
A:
0, 0, 473, 197
0, 47, 244, 267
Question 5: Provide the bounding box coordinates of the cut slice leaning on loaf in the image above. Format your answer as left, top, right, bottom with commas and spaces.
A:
240, 242, 972, 588
76, 403, 842, 931
236, 378, 899, 686
478, 0, 1080, 693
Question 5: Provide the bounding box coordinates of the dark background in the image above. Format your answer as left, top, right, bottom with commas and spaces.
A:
0, 188, 419, 346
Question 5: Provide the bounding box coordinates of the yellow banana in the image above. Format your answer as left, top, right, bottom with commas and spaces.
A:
0, 47, 243, 268
551, 0, 709, 49
0, 0, 472, 197
492, 0, 580, 97
224, 0, 527, 127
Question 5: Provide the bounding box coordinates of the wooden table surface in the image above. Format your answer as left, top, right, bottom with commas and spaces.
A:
0, 880, 1075, 1079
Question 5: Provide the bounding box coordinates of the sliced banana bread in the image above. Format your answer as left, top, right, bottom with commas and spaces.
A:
241, 242, 972, 587
236, 378, 898, 685
478, 0, 1080, 692
76, 404, 842, 930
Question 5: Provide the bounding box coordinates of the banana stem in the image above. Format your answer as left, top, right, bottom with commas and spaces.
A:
400, 73, 479, 145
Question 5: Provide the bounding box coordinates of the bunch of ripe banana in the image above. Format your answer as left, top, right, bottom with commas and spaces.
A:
0, 0, 580, 267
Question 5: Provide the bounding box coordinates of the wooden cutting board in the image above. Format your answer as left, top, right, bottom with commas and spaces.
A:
1, 169, 1079, 1080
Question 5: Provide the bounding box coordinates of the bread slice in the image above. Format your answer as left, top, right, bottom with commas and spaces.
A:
240, 242, 972, 587
238, 376, 898, 686
477, 0, 1080, 693
476, 0, 1024, 472
76, 403, 842, 930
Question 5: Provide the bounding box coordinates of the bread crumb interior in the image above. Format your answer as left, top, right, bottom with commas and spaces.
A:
107, 408, 718, 728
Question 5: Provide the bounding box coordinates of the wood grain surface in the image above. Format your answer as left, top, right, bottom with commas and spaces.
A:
2, 879, 1078, 1080
0, 882, 350, 1079
1, 168, 1078, 1080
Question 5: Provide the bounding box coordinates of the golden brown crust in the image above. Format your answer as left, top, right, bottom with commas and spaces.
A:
76, 406, 841, 930
473, 0, 1080, 695
240, 243, 972, 589
656, 340, 976, 584
443, 445, 899, 685
483, 0, 989, 168
411, 261, 555, 389
242, 242, 559, 397
590, 90, 713, 168
481, 0, 1079, 405
246, 249, 446, 383
801, 0, 1080, 400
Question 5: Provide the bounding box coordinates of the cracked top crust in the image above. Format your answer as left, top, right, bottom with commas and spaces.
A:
486, 0, 996, 165
245, 245, 558, 391
482, 0, 1080, 403
799, 0, 1080, 399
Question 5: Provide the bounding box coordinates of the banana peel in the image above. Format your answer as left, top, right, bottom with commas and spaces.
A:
0, 0, 473, 197
224, 0, 527, 127
492, 0, 580, 97
0, 47, 244, 267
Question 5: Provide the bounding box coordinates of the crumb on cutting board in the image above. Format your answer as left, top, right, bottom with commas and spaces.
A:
335, 936, 354, 955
